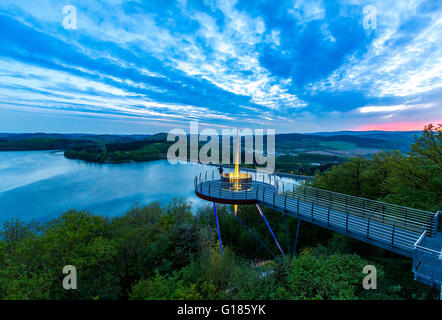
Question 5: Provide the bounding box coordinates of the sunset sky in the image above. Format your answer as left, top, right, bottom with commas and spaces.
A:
0, 0, 441, 133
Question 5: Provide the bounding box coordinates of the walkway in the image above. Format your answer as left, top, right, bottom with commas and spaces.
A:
194, 170, 441, 289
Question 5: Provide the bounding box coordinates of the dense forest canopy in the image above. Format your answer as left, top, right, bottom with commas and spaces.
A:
0, 201, 438, 300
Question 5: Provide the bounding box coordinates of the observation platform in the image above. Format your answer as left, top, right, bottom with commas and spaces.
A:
194, 169, 441, 289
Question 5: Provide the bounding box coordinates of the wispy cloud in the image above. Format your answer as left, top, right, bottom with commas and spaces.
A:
0, 0, 440, 133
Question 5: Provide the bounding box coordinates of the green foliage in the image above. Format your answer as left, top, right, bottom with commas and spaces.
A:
410, 124, 441, 166
285, 251, 370, 300
64, 141, 173, 163
313, 124, 441, 214
275, 153, 345, 175
130, 270, 202, 300
0, 198, 438, 300
129, 246, 280, 300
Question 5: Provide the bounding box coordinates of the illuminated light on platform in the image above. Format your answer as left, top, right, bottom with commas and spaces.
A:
234, 128, 239, 215
193, 128, 287, 260
218, 128, 253, 215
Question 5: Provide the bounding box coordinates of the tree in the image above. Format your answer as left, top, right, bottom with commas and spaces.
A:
410, 124, 441, 166
285, 251, 375, 300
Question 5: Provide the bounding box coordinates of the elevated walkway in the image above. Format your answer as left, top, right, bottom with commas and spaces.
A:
413, 230, 442, 289
194, 170, 441, 289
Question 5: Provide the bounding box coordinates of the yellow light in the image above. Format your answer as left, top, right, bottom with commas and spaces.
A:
234, 128, 239, 215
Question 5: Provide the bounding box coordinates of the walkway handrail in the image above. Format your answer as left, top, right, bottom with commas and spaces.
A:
278, 181, 434, 220
412, 230, 441, 288
196, 167, 434, 229
281, 186, 431, 226
414, 230, 441, 255
211, 164, 315, 181
275, 181, 435, 235
415, 230, 427, 248
415, 245, 441, 255
195, 171, 429, 235
283, 188, 428, 233
195, 171, 441, 288
434, 211, 440, 235
195, 172, 426, 255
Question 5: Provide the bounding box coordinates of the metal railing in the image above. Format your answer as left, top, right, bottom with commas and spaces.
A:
434, 211, 441, 234
195, 171, 428, 254
196, 170, 435, 236
412, 230, 442, 287
196, 180, 257, 202
211, 164, 315, 182
274, 178, 435, 236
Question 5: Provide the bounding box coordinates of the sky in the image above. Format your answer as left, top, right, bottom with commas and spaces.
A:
0, 0, 441, 134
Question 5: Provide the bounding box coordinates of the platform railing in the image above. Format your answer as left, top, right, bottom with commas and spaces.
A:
212, 165, 314, 182
196, 170, 433, 235
282, 189, 426, 234
274, 178, 435, 236
272, 185, 422, 250
280, 188, 431, 235
434, 211, 440, 235
243, 172, 434, 235
195, 171, 426, 253
412, 231, 442, 287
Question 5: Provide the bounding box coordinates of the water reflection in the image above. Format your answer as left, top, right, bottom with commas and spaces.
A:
0, 151, 207, 223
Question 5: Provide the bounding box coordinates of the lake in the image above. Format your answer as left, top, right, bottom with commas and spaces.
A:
0, 151, 210, 223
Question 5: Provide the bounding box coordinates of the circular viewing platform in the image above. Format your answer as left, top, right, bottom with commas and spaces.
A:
194, 170, 277, 205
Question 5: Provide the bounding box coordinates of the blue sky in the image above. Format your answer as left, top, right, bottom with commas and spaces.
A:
0, 0, 441, 134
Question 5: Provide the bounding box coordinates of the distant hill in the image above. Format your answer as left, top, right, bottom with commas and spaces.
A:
307, 131, 420, 152
0, 130, 418, 154
308, 130, 420, 136
0, 137, 100, 151
274, 133, 401, 154
0, 133, 152, 143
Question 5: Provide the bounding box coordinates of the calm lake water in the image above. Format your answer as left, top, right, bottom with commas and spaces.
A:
0, 151, 210, 223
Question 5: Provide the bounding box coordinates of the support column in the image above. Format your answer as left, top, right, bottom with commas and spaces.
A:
292, 218, 301, 256
251, 212, 286, 259
256, 204, 285, 256
231, 210, 276, 258
213, 202, 224, 258
285, 213, 290, 254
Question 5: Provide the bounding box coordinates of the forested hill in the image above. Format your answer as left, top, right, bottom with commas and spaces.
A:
0, 137, 100, 151
307, 131, 420, 152
0, 131, 416, 152
275, 133, 397, 150
0, 133, 166, 151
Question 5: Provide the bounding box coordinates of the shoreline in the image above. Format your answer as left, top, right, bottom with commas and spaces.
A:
0, 149, 317, 180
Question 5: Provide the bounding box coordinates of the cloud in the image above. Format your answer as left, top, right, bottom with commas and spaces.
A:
358, 104, 432, 113
0, 0, 440, 133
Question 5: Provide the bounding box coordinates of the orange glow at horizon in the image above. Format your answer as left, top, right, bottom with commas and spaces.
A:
353, 121, 441, 131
